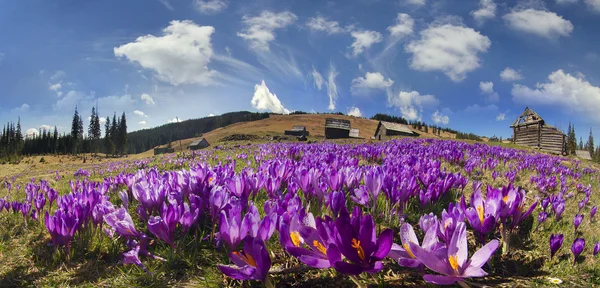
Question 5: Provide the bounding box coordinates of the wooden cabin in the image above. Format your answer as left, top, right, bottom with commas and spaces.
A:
349, 128, 360, 138
325, 118, 351, 139
510, 107, 566, 155
575, 150, 592, 160
284, 125, 309, 137
188, 138, 210, 150
373, 121, 419, 140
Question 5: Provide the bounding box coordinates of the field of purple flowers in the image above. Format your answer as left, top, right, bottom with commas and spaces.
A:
0, 138, 599, 287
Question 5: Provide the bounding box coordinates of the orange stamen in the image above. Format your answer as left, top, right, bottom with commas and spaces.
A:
476, 205, 485, 225
448, 255, 460, 274
290, 231, 302, 247
403, 243, 416, 259
313, 240, 327, 255
351, 238, 366, 261
233, 251, 257, 267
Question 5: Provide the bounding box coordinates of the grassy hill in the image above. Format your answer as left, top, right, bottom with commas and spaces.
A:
143, 114, 459, 155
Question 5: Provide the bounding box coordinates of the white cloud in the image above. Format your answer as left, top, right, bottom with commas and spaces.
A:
479, 81, 499, 102
50, 70, 65, 81
114, 20, 216, 86
208, 113, 215, 117
25, 128, 39, 138
251, 80, 290, 114
167, 118, 183, 123
133, 110, 148, 117
347, 106, 362, 117
503, 9, 573, 39
406, 0, 426, 6
387, 13, 414, 39
586, 0, 600, 12
141, 93, 155, 105
388, 90, 439, 121
465, 104, 498, 113
326, 63, 339, 110
238, 11, 297, 51
500, 67, 524, 82
49, 83, 62, 92
157, 0, 174, 10
39, 125, 52, 131
496, 113, 506, 121
405, 24, 491, 82
471, 0, 497, 24
12, 103, 30, 113
311, 67, 324, 90
306, 16, 345, 34
511, 69, 600, 122
556, 0, 578, 4
350, 30, 383, 57
432, 110, 450, 125
138, 120, 147, 125
350, 72, 394, 96
194, 0, 228, 14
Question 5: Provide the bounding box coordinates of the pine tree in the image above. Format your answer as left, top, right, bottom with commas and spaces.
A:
110, 113, 118, 156
53, 126, 58, 154
424, 125, 429, 133
89, 107, 96, 155
105, 116, 113, 157
71, 106, 81, 154
15, 117, 23, 154
579, 137, 584, 150
119, 112, 128, 155
570, 124, 577, 154
587, 128, 594, 159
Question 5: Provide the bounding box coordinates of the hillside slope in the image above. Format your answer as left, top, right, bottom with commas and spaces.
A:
141, 114, 457, 155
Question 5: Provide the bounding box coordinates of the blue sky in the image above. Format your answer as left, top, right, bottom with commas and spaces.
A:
1, 0, 600, 140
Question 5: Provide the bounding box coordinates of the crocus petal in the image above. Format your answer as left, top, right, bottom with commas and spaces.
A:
409, 242, 451, 275
298, 255, 333, 268
217, 264, 257, 280
423, 275, 463, 285
462, 266, 488, 277
333, 261, 364, 275
400, 223, 420, 248
450, 222, 468, 268
372, 229, 393, 259
468, 239, 499, 268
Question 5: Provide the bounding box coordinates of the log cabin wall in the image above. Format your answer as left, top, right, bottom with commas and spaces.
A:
513, 123, 565, 154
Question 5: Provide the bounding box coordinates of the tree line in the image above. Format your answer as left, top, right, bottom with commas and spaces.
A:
567, 122, 599, 161
0, 106, 128, 162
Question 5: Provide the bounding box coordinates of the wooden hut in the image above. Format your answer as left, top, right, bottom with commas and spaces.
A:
373, 121, 419, 140
349, 128, 360, 138
188, 138, 210, 150
325, 118, 351, 139
284, 126, 309, 137
510, 107, 566, 155
575, 150, 592, 160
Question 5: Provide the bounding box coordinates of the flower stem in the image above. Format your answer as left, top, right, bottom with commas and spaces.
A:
349, 275, 366, 288
264, 275, 276, 288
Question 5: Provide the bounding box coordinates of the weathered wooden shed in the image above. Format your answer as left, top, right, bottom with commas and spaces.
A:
284, 126, 309, 137
511, 107, 566, 155
154, 147, 175, 155
373, 121, 419, 140
325, 118, 351, 139
349, 128, 360, 138
575, 150, 592, 160
188, 138, 210, 150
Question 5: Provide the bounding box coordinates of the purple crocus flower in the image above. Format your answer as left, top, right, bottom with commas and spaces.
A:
571, 238, 585, 264
330, 208, 393, 275
123, 245, 150, 275
591, 206, 597, 222
553, 200, 566, 220
364, 167, 383, 204
104, 207, 139, 237
45, 210, 79, 251
409, 222, 499, 285
574, 214, 584, 231
218, 236, 272, 282
119, 191, 129, 210
465, 187, 498, 236
536, 212, 548, 230
550, 234, 564, 259
388, 222, 441, 269
219, 202, 247, 250
594, 242, 600, 256
148, 201, 182, 249
280, 213, 339, 268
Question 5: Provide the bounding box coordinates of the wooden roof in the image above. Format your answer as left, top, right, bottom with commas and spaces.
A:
575, 150, 592, 160
189, 138, 208, 147
511, 107, 545, 127
380, 121, 416, 135
325, 118, 351, 130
